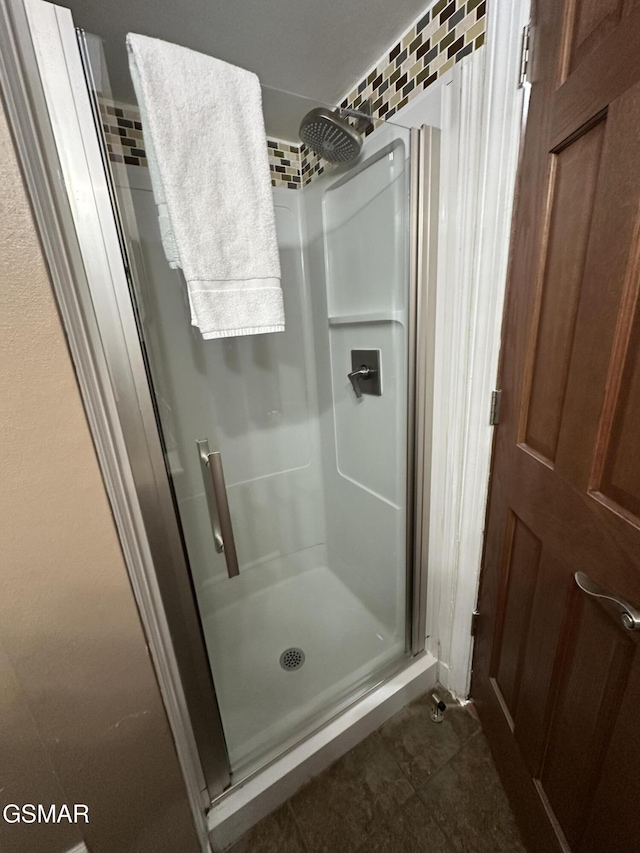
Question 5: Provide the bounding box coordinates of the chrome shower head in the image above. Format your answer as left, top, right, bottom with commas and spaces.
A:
299, 106, 364, 164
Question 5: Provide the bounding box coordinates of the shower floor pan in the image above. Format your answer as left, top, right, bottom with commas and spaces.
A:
199, 553, 406, 777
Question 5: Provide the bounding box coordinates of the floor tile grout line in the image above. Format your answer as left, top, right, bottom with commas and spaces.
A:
423, 798, 463, 853
372, 728, 420, 793
416, 716, 484, 791
413, 728, 527, 853
351, 790, 425, 853
369, 727, 511, 853
288, 729, 418, 853
352, 819, 384, 853
286, 799, 312, 853
411, 725, 480, 853
354, 775, 413, 853
375, 705, 483, 795
288, 765, 382, 853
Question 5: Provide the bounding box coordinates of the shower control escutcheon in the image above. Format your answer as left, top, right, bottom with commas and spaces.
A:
349, 349, 382, 398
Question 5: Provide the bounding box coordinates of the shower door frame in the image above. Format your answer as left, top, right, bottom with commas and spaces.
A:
0, 0, 436, 821
0, 1, 227, 841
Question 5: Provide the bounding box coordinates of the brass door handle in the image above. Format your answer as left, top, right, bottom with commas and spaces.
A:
574, 572, 640, 631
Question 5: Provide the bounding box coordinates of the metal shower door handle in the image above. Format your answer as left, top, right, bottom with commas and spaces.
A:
574, 571, 640, 631
197, 440, 240, 579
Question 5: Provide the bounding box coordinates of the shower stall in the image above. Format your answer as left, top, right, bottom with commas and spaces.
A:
117, 119, 424, 780
11, 0, 439, 823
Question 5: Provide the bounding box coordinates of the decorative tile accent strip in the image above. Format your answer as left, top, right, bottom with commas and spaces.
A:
96, 0, 485, 186
267, 139, 301, 189
267, 141, 326, 189
98, 99, 148, 167
340, 0, 486, 126
97, 97, 307, 188
294, 0, 486, 185
300, 145, 325, 188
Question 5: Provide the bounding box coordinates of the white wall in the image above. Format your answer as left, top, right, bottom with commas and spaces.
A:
301, 123, 412, 635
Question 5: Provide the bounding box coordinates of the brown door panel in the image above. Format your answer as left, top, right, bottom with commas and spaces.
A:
539, 592, 637, 848
472, 1, 640, 850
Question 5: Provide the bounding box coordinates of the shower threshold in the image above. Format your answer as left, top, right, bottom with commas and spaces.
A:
207, 650, 437, 850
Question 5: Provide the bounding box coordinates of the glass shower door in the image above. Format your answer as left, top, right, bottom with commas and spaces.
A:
82, 36, 413, 779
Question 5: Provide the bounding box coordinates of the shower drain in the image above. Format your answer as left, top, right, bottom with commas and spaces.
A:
279, 647, 305, 671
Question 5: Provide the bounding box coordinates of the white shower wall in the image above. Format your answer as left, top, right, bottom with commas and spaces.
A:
302, 123, 411, 637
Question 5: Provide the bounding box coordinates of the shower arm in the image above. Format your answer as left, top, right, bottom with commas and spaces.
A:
339, 101, 373, 131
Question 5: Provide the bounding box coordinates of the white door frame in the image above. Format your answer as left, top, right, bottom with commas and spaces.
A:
425, 0, 531, 697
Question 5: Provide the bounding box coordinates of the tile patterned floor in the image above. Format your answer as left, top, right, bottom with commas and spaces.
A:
227, 690, 527, 853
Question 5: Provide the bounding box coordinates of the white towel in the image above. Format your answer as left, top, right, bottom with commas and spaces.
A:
126, 34, 284, 338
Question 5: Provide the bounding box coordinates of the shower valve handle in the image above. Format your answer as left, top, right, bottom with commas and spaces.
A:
348, 365, 373, 399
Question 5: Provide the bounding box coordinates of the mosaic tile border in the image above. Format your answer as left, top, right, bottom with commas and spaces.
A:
268, 142, 325, 189
297, 0, 486, 185
98, 0, 485, 187
300, 146, 325, 188
98, 99, 148, 167
97, 99, 314, 189
340, 0, 486, 126
267, 140, 301, 189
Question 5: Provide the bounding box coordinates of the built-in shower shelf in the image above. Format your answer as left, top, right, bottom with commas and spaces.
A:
327, 311, 404, 326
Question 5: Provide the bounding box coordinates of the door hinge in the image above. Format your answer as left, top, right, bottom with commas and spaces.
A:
490, 390, 502, 425
519, 22, 531, 87
471, 610, 480, 636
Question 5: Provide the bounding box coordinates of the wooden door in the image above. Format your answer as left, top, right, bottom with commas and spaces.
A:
472, 2, 640, 852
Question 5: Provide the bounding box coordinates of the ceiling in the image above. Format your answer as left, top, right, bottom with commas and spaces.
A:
60, 0, 430, 141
